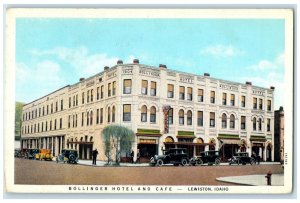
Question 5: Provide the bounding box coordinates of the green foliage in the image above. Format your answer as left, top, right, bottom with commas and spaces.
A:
102, 125, 134, 165
137, 128, 160, 134
15, 101, 25, 138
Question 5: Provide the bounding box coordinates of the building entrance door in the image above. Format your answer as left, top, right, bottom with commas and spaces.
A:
138, 144, 158, 163
220, 144, 239, 161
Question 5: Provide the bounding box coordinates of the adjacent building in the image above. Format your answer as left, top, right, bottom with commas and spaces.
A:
21, 59, 275, 162
274, 106, 284, 162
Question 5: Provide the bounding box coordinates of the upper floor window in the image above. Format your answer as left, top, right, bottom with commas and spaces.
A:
187, 87, 193, 101
230, 114, 235, 129
107, 107, 111, 123
222, 113, 227, 128
82, 112, 84, 126
73, 96, 75, 107
97, 87, 100, 100
141, 80, 148, 95
168, 108, 173, 125
241, 116, 246, 130
60, 100, 63, 111
253, 117, 257, 131
150, 106, 156, 123
100, 108, 103, 124
82, 92, 85, 104
179, 86, 185, 100
91, 89, 93, 102
267, 118, 271, 131
150, 81, 157, 96
87, 90, 90, 103
167, 84, 174, 98
112, 81, 116, 96
123, 79, 132, 94
90, 111, 93, 125
230, 94, 235, 106
108, 83, 112, 97
210, 112, 215, 127
51, 103, 53, 114
258, 118, 262, 131
141, 105, 147, 122
222, 93, 227, 105
112, 106, 116, 122
253, 97, 257, 109
197, 111, 203, 127
210, 91, 215, 104
123, 104, 131, 121
187, 110, 192, 125
76, 95, 78, 106
101, 85, 104, 99
241, 96, 246, 107
259, 98, 263, 110
179, 109, 184, 125
96, 109, 99, 124
267, 100, 271, 111
198, 89, 204, 102
60, 118, 63, 129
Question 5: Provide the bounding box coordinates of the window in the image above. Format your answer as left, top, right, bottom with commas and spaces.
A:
230, 94, 235, 106
75, 114, 77, 127
38, 123, 40, 132
112, 106, 115, 122
267, 119, 271, 131
179, 86, 185, 100
150, 81, 157, 96
54, 119, 57, 130
187, 87, 193, 101
91, 89, 93, 102
96, 109, 99, 124
42, 122, 44, 132
82, 112, 84, 126
222, 93, 227, 105
123, 79, 132, 94
230, 114, 235, 129
253, 117, 257, 131
97, 87, 100, 100
253, 97, 257, 109
82, 92, 85, 104
187, 110, 192, 125
45, 121, 48, 131
141, 80, 148, 95
100, 108, 103, 124
198, 89, 204, 102
167, 84, 174, 98
42, 107, 44, 116
61, 100, 63, 111
108, 83, 111, 97
72, 115, 75, 127
241, 96, 245, 107
222, 114, 227, 128
86, 112, 89, 126
123, 104, 131, 121
210, 112, 215, 127
267, 100, 271, 111
76, 95, 78, 106
51, 103, 53, 114
113, 81, 116, 95
259, 98, 263, 110
179, 109, 184, 125
107, 107, 111, 123
50, 120, 52, 131
39, 108, 41, 117
241, 116, 246, 130
150, 106, 156, 123
73, 96, 75, 107
210, 91, 215, 103
90, 111, 93, 125
168, 108, 173, 125
141, 105, 147, 122
60, 118, 62, 129
197, 111, 203, 127
101, 85, 104, 99
258, 118, 262, 131
87, 90, 90, 103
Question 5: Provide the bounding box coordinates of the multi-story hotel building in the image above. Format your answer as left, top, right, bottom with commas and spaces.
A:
21, 59, 275, 162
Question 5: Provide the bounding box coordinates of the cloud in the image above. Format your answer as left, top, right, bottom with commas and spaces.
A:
200, 45, 243, 57
246, 53, 284, 71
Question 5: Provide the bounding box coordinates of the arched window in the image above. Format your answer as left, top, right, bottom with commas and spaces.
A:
187, 110, 192, 125
86, 112, 89, 126
107, 107, 111, 122
222, 113, 227, 128
230, 114, 235, 129
253, 117, 257, 131
90, 111, 93, 125
258, 118, 262, 131
168, 108, 173, 125
141, 105, 147, 122
179, 109, 184, 125
150, 106, 156, 123
112, 106, 115, 122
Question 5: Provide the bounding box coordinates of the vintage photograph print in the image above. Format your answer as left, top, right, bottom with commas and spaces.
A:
4, 8, 293, 194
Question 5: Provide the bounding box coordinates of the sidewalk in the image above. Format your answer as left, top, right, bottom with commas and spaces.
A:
77, 159, 150, 167
216, 174, 284, 186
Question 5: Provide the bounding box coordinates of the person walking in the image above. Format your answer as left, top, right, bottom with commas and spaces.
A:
92, 149, 98, 165
130, 150, 134, 164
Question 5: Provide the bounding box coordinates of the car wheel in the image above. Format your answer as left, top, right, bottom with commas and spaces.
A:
197, 159, 203, 166
156, 159, 163, 166
215, 158, 221, 165
69, 154, 76, 163
250, 159, 255, 165
181, 158, 188, 166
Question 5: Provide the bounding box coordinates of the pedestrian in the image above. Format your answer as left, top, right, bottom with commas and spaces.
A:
130, 150, 134, 164
92, 149, 98, 165
256, 154, 261, 165
136, 149, 140, 164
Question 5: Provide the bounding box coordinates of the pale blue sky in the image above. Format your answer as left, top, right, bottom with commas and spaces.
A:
16, 18, 285, 109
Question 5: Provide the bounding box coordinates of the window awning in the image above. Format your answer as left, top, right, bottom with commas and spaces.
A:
219, 139, 241, 145
67, 141, 93, 145
164, 142, 214, 146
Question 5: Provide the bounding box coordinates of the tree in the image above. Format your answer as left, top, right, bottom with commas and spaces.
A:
15, 102, 24, 140
102, 125, 134, 165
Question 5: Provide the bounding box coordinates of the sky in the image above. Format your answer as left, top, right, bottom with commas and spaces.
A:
16, 18, 285, 109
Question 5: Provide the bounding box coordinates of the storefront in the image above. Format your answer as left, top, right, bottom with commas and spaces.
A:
218, 134, 241, 161
250, 135, 267, 161
67, 136, 94, 160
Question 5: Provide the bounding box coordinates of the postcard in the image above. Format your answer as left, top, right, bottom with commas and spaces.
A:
4, 8, 293, 194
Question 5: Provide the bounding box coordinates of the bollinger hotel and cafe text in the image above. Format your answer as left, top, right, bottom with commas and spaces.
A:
20, 59, 275, 162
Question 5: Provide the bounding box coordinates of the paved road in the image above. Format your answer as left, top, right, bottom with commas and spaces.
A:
14, 158, 283, 185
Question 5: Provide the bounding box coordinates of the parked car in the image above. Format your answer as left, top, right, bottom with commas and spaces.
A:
190, 150, 221, 166
56, 149, 78, 164
228, 152, 256, 165
149, 148, 189, 166
25, 149, 40, 160
14, 149, 21, 158
36, 149, 53, 161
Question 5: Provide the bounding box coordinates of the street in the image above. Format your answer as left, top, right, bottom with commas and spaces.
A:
14, 158, 283, 185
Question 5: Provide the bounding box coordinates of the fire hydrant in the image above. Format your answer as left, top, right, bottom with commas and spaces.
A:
265, 171, 272, 185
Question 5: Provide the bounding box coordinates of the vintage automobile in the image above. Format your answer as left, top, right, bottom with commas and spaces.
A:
25, 149, 40, 160
36, 149, 53, 161
56, 149, 78, 164
149, 148, 189, 166
228, 152, 256, 165
190, 150, 221, 166
14, 149, 21, 158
